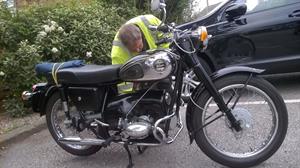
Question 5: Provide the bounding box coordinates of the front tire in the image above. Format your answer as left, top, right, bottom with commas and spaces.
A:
46, 92, 101, 156
191, 74, 288, 168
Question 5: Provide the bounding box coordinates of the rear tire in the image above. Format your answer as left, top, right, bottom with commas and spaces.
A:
191, 74, 288, 168
46, 92, 101, 156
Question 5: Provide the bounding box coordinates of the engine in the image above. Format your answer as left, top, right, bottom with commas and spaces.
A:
104, 90, 169, 140
122, 115, 152, 139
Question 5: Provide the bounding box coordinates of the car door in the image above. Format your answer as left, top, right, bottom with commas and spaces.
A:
209, 0, 300, 73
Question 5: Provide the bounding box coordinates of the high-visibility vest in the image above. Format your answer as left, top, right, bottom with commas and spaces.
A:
111, 14, 163, 64
111, 14, 168, 93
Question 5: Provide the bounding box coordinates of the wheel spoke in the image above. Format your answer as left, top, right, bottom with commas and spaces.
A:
51, 99, 96, 150
201, 84, 279, 158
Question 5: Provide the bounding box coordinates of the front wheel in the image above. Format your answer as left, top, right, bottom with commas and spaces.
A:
191, 74, 288, 168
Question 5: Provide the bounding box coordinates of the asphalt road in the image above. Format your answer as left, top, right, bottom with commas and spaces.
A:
0, 74, 300, 168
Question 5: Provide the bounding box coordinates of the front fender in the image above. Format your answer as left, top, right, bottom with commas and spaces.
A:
211, 66, 264, 79
185, 66, 264, 143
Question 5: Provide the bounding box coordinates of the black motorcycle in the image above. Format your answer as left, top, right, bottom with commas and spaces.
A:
22, 1, 288, 168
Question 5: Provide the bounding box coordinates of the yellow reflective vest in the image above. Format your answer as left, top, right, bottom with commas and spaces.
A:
111, 14, 166, 64
111, 15, 168, 93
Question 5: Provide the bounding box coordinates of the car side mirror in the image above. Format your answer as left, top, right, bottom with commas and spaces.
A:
225, 3, 247, 21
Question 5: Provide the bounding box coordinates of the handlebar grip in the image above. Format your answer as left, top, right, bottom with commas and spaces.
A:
156, 37, 171, 45
157, 25, 170, 33
148, 25, 170, 32
156, 38, 167, 46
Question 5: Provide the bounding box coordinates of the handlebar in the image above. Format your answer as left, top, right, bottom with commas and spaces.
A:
156, 37, 170, 45
148, 24, 171, 33
157, 24, 170, 33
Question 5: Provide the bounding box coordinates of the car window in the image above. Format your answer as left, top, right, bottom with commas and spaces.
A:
246, 0, 300, 13
183, 0, 228, 22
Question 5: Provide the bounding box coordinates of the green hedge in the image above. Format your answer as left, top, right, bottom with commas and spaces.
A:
0, 0, 140, 117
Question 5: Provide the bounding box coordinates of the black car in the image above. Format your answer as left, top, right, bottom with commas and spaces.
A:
179, 0, 300, 74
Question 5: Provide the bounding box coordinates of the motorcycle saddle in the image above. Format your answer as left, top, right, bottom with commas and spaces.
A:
57, 64, 121, 84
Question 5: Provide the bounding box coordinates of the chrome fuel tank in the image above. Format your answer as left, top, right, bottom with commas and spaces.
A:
119, 51, 173, 82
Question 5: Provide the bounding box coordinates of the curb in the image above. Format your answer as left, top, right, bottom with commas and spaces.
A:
0, 117, 47, 147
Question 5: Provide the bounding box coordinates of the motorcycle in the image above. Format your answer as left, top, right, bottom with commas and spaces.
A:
22, 1, 288, 167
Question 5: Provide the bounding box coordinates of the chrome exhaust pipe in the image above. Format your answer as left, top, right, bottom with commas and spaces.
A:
153, 112, 176, 143
58, 137, 106, 145
152, 110, 184, 144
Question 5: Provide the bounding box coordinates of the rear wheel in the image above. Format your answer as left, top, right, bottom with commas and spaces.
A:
46, 92, 101, 156
191, 74, 288, 168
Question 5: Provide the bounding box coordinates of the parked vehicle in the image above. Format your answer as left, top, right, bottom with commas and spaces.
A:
22, 1, 288, 168
180, 0, 300, 99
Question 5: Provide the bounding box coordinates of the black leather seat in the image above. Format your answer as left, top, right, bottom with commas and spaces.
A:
57, 64, 121, 84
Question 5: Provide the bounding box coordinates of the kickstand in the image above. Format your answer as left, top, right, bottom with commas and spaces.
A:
137, 146, 148, 154
123, 142, 134, 168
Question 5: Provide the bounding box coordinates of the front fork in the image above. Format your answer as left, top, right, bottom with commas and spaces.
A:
192, 62, 241, 131
179, 40, 241, 131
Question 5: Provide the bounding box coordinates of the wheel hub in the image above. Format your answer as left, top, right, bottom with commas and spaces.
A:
225, 107, 253, 139
231, 107, 253, 130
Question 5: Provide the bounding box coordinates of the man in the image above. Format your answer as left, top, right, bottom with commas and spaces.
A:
111, 14, 165, 64
111, 14, 168, 92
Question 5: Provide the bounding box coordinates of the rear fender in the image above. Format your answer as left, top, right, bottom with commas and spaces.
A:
185, 66, 264, 143
33, 85, 58, 116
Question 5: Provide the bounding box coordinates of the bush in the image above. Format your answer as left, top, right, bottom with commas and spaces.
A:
0, 0, 140, 117
1, 41, 41, 117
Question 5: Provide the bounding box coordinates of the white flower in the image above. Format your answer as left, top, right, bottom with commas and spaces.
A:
42, 25, 48, 29
0, 71, 5, 76
57, 27, 64, 32
86, 51, 92, 58
44, 25, 51, 33
50, 21, 57, 26
49, 25, 56, 32
38, 31, 47, 38
51, 47, 59, 53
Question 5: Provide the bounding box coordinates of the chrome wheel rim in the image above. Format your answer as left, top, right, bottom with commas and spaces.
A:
202, 84, 278, 158
50, 99, 96, 150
